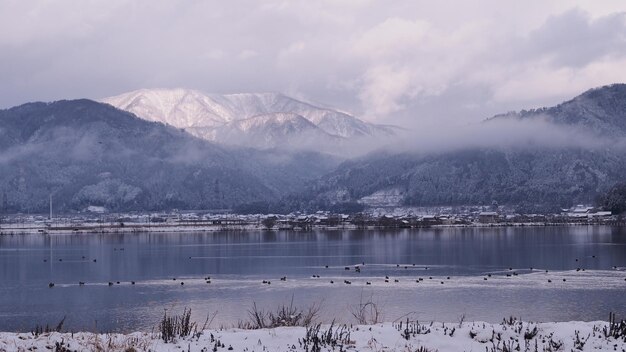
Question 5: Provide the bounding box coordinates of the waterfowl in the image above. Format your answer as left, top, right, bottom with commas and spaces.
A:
48, 283, 54, 288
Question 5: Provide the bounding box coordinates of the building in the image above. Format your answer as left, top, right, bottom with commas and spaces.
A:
478, 212, 498, 223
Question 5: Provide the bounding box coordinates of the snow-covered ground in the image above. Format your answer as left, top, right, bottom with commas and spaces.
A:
1, 320, 624, 351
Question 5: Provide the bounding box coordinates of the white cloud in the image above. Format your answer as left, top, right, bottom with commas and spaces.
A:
1, 0, 626, 128
353, 18, 430, 60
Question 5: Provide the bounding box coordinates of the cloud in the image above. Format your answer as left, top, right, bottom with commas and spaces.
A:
387, 116, 626, 155
1, 1, 626, 129
526, 9, 626, 68
353, 18, 429, 60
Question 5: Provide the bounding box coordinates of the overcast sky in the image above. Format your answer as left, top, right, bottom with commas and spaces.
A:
1, 0, 626, 127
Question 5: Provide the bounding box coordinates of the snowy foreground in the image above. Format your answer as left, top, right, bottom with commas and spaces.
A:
1, 320, 625, 352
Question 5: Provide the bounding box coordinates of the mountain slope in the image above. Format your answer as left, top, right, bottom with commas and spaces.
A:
189, 112, 343, 149
490, 83, 626, 136
292, 84, 626, 210
101, 89, 398, 149
0, 100, 338, 213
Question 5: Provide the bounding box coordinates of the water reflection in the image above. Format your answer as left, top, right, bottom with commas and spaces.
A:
0, 226, 624, 332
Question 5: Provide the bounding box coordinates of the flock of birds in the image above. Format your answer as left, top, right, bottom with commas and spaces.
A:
45, 250, 625, 288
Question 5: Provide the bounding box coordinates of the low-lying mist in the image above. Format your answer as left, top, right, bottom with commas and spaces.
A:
347, 116, 626, 158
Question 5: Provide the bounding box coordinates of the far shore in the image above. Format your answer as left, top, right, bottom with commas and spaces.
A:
0, 220, 624, 235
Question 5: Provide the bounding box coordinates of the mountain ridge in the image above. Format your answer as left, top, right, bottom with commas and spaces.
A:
487, 83, 626, 136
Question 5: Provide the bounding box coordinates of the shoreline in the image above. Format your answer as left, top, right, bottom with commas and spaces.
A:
0, 221, 623, 235
1, 319, 624, 351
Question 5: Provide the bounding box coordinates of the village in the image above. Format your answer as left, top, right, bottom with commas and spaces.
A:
0, 204, 621, 235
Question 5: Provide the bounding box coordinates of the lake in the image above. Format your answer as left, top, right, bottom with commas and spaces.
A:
0, 226, 624, 332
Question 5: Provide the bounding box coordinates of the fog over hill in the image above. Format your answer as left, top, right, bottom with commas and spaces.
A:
279, 84, 626, 212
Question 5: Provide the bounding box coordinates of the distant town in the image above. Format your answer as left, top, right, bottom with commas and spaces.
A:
0, 204, 622, 235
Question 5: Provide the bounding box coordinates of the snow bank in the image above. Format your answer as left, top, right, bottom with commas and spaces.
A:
1, 320, 624, 351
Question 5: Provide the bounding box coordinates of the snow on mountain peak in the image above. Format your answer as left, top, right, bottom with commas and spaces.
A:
101, 88, 398, 150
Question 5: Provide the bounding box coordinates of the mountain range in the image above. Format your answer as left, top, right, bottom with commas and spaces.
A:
1, 84, 625, 213
102, 89, 398, 151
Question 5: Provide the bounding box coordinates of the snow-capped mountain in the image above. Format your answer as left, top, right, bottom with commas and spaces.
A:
101, 88, 398, 149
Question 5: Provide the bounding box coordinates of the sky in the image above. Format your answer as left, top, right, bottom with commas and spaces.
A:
1, 0, 626, 127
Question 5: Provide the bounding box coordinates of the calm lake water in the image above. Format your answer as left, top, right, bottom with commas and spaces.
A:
0, 226, 625, 332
